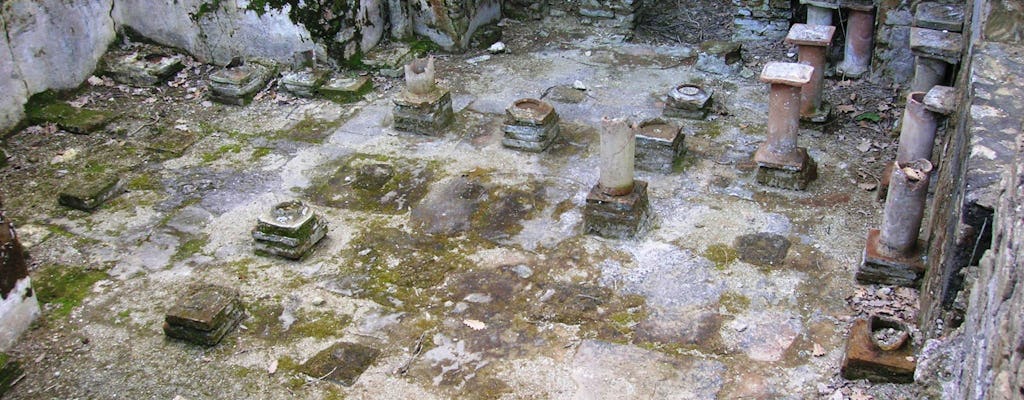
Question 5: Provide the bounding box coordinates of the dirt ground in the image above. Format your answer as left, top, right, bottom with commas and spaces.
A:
0, 7, 921, 400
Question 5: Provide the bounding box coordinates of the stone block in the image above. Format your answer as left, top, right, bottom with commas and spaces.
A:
696, 41, 743, 75
318, 75, 372, 104
163, 284, 245, 346
754, 147, 818, 190
910, 27, 963, 64
393, 89, 454, 136
923, 85, 956, 115
58, 174, 124, 211
363, 45, 414, 77
857, 229, 925, 287
635, 119, 685, 173
584, 181, 651, 239
664, 84, 712, 120
298, 342, 380, 386
914, 3, 964, 32
102, 51, 184, 87
502, 98, 560, 152
841, 317, 916, 383
26, 100, 115, 135
208, 63, 271, 106
252, 201, 328, 260
760, 62, 814, 86
280, 69, 329, 98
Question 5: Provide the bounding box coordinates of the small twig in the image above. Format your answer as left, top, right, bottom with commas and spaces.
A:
314, 366, 338, 382
395, 331, 428, 375
967, 217, 990, 265
130, 115, 160, 136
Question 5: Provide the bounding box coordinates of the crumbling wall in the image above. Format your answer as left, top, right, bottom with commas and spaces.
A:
872, 0, 915, 83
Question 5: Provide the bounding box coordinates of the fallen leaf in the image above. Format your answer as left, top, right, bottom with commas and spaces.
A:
463, 319, 486, 330
877, 103, 891, 112
858, 182, 878, 191
267, 359, 278, 375
836, 104, 856, 113
87, 76, 104, 86
857, 140, 872, 152
849, 93, 858, 102
854, 112, 882, 122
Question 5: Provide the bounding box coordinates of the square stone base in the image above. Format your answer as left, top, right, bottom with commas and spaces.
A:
393, 90, 454, 136
636, 132, 686, 173
254, 218, 328, 260
754, 148, 817, 190
58, 175, 124, 211
857, 229, 925, 287
502, 123, 559, 152
163, 284, 245, 346
841, 318, 916, 383
584, 181, 651, 239
663, 107, 709, 120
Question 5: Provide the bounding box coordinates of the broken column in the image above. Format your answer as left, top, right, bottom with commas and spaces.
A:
584, 117, 651, 239
841, 316, 916, 382
208, 62, 272, 106
753, 62, 818, 190
502, 98, 560, 152
835, 1, 875, 78
102, 50, 185, 87
280, 68, 330, 98
801, 0, 839, 26
252, 200, 328, 260
859, 159, 933, 287
880, 92, 940, 199
392, 56, 454, 136
635, 118, 685, 173
663, 84, 712, 120
319, 75, 372, 104
0, 199, 40, 352
909, 27, 963, 93
163, 284, 245, 346
785, 23, 837, 123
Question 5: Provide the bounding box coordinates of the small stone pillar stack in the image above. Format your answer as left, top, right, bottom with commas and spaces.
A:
635, 118, 685, 173
163, 284, 245, 346
835, 0, 876, 78
502, 98, 560, 152
663, 84, 712, 120
393, 56, 454, 136
785, 23, 837, 123
584, 117, 651, 239
754, 62, 818, 190
209, 62, 273, 106
801, 0, 839, 26
252, 201, 328, 260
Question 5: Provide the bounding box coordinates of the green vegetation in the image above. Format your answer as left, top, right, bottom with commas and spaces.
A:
172, 236, 208, 262
251, 147, 273, 161
33, 265, 107, 319
201, 143, 243, 163
704, 243, 738, 270
718, 291, 751, 314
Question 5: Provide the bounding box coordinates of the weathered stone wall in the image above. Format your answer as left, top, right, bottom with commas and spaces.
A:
733, 0, 792, 42
873, 0, 915, 83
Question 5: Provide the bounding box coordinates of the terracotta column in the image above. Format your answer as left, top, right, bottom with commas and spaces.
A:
802, 0, 839, 26
909, 27, 962, 93
835, 2, 875, 78
858, 159, 933, 287
785, 23, 837, 122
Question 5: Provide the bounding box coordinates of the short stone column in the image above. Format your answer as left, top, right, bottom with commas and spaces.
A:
754, 62, 818, 190
252, 200, 328, 260
502, 98, 560, 152
209, 62, 273, 106
635, 118, 685, 173
859, 159, 933, 287
393, 56, 454, 136
584, 117, 651, 239
163, 284, 245, 346
801, 0, 839, 26
785, 23, 837, 123
909, 27, 963, 93
663, 84, 712, 120
0, 200, 40, 352
835, 1, 875, 78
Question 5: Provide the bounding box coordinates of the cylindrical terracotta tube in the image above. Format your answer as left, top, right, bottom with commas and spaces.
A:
837, 8, 875, 77
910, 56, 948, 93
766, 84, 802, 155
879, 159, 933, 254
598, 117, 636, 196
404, 56, 436, 95
896, 92, 939, 163
807, 5, 834, 26
798, 46, 828, 117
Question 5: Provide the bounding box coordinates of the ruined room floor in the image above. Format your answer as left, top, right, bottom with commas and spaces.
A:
1, 17, 921, 400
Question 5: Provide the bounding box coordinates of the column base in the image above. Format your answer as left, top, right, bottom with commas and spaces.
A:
393, 89, 455, 136
841, 317, 916, 383
800, 102, 834, 124
836, 60, 869, 79
857, 229, 925, 287
754, 147, 818, 190
584, 181, 651, 239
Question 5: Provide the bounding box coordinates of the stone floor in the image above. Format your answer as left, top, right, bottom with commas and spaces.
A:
0, 15, 922, 400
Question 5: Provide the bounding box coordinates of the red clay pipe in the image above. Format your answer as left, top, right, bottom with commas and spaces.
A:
879, 159, 933, 255
785, 24, 837, 121
836, 5, 875, 78
896, 92, 939, 163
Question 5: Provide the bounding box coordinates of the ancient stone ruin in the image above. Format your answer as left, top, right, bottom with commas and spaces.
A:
0, 0, 1022, 398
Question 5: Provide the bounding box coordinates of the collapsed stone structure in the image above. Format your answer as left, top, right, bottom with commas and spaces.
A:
0, 0, 1022, 398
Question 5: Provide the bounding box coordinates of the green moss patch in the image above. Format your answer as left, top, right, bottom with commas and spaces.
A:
25, 92, 115, 134
704, 243, 738, 270
33, 265, 107, 319
272, 115, 341, 144
306, 153, 438, 214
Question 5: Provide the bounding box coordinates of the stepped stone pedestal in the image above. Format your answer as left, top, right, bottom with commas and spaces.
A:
635, 119, 685, 173
502, 98, 560, 152
163, 284, 245, 346
664, 84, 712, 120
280, 69, 329, 98
209, 63, 272, 106
103, 51, 184, 87
252, 201, 328, 260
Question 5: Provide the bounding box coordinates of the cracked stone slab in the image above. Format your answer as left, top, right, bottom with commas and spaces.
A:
914, 3, 964, 32
910, 27, 963, 64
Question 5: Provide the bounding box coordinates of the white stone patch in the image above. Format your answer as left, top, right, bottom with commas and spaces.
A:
0, 277, 40, 351
722, 310, 803, 362
971, 145, 998, 160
